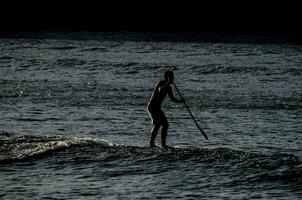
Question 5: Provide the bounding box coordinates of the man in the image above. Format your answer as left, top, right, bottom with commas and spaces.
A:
147, 71, 184, 148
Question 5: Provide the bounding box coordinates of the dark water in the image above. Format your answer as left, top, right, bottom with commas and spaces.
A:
0, 33, 301, 199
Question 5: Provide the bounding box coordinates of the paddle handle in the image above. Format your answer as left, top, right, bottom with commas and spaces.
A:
173, 82, 208, 140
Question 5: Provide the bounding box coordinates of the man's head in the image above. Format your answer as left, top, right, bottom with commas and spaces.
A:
164, 71, 174, 84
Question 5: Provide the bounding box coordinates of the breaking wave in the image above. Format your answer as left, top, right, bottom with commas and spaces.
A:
1, 135, 300, 167
0, 135, 114, 163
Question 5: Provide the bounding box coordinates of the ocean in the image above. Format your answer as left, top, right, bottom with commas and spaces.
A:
0, 32, 301, 199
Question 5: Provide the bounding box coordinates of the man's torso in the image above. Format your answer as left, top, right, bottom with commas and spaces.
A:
148, 80, 171, 110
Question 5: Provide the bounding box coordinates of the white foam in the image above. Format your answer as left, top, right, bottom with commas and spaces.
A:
72, 137, 115, 147
8, 136, 116, 161
15, 140, 70, 160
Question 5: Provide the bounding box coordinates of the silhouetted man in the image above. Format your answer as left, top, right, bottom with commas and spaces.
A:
147, 71, 184, 148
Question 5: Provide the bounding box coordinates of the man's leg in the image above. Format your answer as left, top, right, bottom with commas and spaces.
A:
161, 124, 169, 148
160, 111, 169, 148
150, 124, 160, 147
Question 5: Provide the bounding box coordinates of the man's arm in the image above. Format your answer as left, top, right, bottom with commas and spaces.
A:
167, 86, 183, 103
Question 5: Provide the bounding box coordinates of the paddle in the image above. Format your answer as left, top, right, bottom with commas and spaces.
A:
173, 82, 208, 140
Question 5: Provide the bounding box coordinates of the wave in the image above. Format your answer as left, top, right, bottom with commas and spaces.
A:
195, 94, 302, 110
0, 135, 114, 163
189, 64, 302, 76
1, 136, 301, 186
0, 56, 14, 60
80, 47, 108, 52
202, 102, 302, 110
48, 46, 77, 50
1, 135, 300, 167
55, 58, 86, 67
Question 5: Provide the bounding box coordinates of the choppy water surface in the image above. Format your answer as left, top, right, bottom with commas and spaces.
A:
0, 33, 301, 199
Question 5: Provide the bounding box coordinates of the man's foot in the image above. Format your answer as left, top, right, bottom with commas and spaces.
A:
161, 144, 174, 149
150, 143, 158, 148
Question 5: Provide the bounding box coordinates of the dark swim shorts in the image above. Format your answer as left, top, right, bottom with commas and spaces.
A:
147, 108, 168, 126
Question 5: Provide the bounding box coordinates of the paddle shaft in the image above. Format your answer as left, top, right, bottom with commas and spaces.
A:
173, 82, 208, 140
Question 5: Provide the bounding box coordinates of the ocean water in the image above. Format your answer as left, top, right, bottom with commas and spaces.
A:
0, 33, 301, 199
